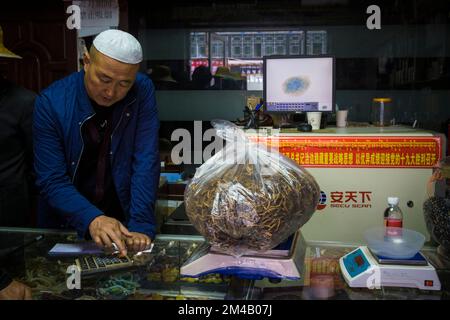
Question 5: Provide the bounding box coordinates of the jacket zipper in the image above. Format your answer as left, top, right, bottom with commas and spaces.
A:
71, 99, 136, 207
73, 98, 135, 184
110, 98, 136, 145
72, 114, 95, 183
109, 99, 136, 217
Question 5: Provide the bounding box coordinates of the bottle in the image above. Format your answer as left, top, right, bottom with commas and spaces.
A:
371, 98, 392, 126
384, 197, 403, 237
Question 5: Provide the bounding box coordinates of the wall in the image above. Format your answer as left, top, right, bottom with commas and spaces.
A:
0, 2, 78, 93
140, 29, 189, 60
155, 90, 450, 131
156, 90, 258, 121
142, 24, 450, 131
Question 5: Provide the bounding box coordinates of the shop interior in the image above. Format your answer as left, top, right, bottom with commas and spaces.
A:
0, 0, 449, 301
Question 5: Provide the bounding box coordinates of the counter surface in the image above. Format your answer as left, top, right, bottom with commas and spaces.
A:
0, 228, 448, 300
245, 125, 439, 137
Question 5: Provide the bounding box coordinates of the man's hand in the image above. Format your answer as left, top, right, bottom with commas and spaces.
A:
89, 215, 132, 256
125, 232, 152, 253
0, 280, 32, 300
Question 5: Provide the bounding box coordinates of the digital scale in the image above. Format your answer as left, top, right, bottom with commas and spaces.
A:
180, 231, 306, 280
339, 246, 441, 291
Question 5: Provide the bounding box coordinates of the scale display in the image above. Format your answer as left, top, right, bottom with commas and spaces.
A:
342, 248, 370, 278
339, 246, 441, 291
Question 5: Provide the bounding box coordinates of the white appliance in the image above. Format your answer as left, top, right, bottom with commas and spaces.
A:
246, 126, 447, 243
339, 246, 441, 290
180, 231, 306, 280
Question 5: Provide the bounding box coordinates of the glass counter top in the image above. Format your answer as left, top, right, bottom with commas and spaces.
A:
0, 227, 449, 300
250, 242, 450, 300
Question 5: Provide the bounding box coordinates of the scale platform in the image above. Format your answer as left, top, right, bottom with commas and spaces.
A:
180, 231, 306, 280
339, 246, 441, 291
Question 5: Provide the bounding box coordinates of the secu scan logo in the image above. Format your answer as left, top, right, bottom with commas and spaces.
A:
317, 191, 327, 210
316, 190, 373, 210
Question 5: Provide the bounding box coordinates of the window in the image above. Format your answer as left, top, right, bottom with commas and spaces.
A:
265, 46, 274, 55
290, 45, 300, 55
306, 31, 327, 55
198, 45, 207, 57
187, 30, 327, 90
190, 32, 208, 58
212, 41, 224, 58
254, 43, 262, 57
232, 46, 241, 57
276, 45, 285, 55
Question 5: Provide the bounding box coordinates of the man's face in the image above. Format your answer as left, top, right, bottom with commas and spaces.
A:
83, 48, 139, 107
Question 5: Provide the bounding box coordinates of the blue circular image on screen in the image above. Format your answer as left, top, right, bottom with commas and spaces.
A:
283, 76, 310, 96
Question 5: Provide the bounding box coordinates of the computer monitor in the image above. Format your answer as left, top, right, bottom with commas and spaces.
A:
263, 55, 335, 113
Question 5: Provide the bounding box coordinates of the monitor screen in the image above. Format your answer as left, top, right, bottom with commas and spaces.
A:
264, 55, 335, 113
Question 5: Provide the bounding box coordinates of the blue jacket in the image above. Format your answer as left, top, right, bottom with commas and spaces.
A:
33, 71, 160, 239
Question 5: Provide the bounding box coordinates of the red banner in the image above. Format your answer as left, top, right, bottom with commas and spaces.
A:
252, 136, 442, 168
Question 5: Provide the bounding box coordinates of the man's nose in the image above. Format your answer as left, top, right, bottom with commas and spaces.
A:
105, 86, 115, 98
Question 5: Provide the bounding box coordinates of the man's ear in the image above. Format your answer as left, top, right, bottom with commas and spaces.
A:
83, 51, 91, 73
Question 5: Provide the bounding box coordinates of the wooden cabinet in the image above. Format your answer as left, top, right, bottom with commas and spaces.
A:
0, 2, 78, 93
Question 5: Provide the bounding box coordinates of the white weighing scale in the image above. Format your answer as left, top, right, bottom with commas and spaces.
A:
181, 231, 306, 280
339, 246, 441, 291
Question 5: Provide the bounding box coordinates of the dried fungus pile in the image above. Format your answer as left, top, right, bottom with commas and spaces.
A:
185, 163, 320, 256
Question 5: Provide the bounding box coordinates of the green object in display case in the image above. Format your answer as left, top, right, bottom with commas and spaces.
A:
0, 229, 232, 300
0, 227, 449, 300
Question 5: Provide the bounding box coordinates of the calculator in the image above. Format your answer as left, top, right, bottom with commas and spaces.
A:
75, 255, 135, 276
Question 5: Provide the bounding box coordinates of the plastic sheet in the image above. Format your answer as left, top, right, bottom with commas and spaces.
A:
184, 120, 320, 256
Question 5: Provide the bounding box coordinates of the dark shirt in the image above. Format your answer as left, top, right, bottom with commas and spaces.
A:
75, 101, 124, 223
0, 78, 35, 227
0, 78, 35, 188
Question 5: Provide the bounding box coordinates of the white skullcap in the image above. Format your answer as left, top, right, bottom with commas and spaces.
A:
93, 29, 143, 64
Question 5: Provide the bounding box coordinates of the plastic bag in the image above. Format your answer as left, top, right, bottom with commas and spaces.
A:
423, 156, 450, 257
184, 120, 320, 257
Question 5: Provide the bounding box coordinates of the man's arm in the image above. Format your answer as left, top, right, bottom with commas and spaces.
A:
33, 94, 103, 237
127, 78, 160, 240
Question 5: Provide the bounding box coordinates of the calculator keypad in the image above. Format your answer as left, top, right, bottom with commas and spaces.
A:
75, 255, 133, 275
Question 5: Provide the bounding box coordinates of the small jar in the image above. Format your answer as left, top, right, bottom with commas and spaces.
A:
371, 98, 392, 126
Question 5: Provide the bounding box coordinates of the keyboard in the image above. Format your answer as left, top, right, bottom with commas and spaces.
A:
278, 124, 297, 129
75, 255, 135, 276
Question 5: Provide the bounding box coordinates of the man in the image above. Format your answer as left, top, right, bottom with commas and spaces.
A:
0, 28, 35, 227
0, 25, 34, 300
33, 30, 160, 256
0, 76, 35, 227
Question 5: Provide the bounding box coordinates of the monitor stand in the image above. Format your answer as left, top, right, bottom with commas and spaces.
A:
272, 113, 296, 128
279, 114, 292, 127
277, 112, 328, 129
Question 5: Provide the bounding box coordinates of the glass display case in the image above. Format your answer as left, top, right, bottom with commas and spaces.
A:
0, 227, 449, 300
250, 242, 450, 300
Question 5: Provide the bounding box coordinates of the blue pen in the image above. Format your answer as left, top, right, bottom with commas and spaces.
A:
255, 103, 262, 111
